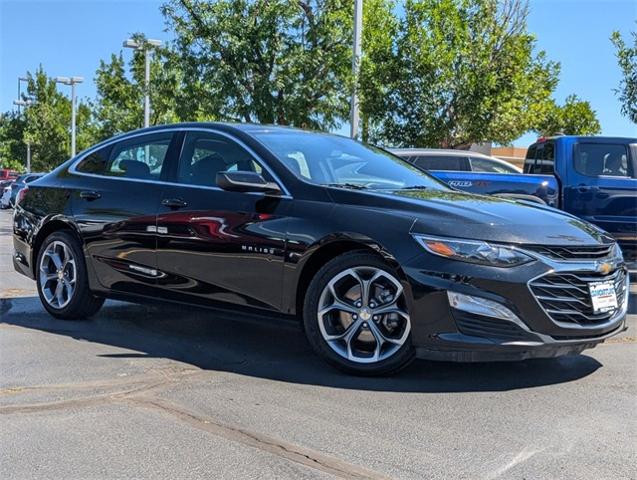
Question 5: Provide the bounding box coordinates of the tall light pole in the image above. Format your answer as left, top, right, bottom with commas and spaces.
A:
16, 76, 28, 113
13, 99, 33, 172
55, 76, 84, 157
350, 0, 363, 139
123, 38, 162, 128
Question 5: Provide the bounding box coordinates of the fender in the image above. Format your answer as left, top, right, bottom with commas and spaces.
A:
281, 231, 411, 316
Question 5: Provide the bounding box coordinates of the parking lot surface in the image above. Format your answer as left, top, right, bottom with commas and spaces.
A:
1, 208, 636, 479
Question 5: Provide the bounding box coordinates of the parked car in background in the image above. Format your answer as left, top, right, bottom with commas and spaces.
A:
0, 168, 19, 190
1, 184, 12, 208
11, 124, 629, 375
0, 168, 19, 182
391, 148, 552, 205
393, 137, 637, 270
390, 148, 522, 173
7, 173, 45, 207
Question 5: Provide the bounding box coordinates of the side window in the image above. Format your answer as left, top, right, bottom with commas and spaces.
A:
75, 145, 113, 174
470, 157, 515, 173
75, 133, 173, 180
523, 145, 537, 173
527, 142, 555, 174
537, 142, 555, 174
574, 143, 631, 178
413, 155, 467, 171
108, 133, 173, 179
177, 132, 270, 187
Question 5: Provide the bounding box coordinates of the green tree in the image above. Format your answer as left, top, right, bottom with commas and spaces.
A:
360, 0, 560, 148
161, 0, 353, 129
22, 68, 70, 171
611, 25, 637, 124
0, 112, 27, 172
10, 67, 98, 172
94, 35, 183, 139
535, 95, 601, 136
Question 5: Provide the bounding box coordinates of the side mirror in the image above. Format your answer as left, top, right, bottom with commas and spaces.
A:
216, 171, 282, 195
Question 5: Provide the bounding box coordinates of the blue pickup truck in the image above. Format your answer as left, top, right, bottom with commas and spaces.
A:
392, 136, 637, 267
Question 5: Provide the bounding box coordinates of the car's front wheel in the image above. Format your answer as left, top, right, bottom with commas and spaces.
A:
303, 251, 415, 375
36, 231, 104, 320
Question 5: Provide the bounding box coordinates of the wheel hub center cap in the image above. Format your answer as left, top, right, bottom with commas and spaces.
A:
57, 270, 64, 280
359, 308, 372, 321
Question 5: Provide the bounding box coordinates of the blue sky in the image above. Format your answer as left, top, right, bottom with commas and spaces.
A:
1, 0, 635, 146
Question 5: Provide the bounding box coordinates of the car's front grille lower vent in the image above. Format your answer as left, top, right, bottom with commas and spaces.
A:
453, 311, 535, 342
529, 269, 627, 326
524, 244, 615, 261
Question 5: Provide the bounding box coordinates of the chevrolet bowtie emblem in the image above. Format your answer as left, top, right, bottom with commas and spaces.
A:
596, 262, 613, 275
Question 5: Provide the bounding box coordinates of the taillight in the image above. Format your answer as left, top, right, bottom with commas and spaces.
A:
16, 186, 28, 205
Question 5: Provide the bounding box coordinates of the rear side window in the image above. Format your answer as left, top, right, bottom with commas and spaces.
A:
412, 155, 468, 171
574, 143, 632, 178
523, 145, 537, 173
525, 142, 555, 174
75, 132, 173, 180
470, 157, 517, 173
75, 145, 112, 174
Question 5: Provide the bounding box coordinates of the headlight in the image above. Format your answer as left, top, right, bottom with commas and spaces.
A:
413, 235, 534, 267
612, 243, 624, 262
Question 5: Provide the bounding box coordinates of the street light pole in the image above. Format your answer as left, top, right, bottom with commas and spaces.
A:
350, 0, 363, 139
16, 76, 28, 113
13, 99, 33, 172
144, 48, 151, 128
55, 77, 84, 156
123, 38, 162, 128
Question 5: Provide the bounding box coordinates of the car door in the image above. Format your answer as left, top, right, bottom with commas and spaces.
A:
564, 141, 637, 252
71, 131, 179, 295
155, 129, 291, 311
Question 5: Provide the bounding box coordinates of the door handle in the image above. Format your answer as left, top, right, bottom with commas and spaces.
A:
79, 190, 101, 201
161, 198, 188, 209
577, 185, 598, 193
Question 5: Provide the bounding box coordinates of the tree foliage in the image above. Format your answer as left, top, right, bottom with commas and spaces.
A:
94, 35, 183, 139
0, 1, 607, 173
0, 112, 27, 171
535, 95, 601, 136
161, 0, 353, 130
360, 0, 562, 148
611, 24, 637, 124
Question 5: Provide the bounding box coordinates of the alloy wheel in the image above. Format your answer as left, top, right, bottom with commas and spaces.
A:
317, 266, 410, 364
39, 240, 77, 309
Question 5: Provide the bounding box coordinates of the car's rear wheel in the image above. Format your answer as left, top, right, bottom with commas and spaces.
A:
36, 231, 104, 320
303, 251, 415, 375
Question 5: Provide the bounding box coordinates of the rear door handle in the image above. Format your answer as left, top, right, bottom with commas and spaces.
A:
577, 185, 599, 193
161, 198, 188, 209
79, 190, 101, 201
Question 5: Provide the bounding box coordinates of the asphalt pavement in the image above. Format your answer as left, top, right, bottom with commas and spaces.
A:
1, 208, 636, 479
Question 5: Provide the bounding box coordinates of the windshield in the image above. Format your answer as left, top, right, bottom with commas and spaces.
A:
252, 130, 447, 191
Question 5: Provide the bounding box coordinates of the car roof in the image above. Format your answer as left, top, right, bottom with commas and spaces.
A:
532, 135, 637, 145
112, 122, 308, 136
79, 122, 331, 156
390, 148, 494, 159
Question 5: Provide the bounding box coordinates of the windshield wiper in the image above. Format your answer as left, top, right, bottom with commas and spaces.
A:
322, 183, 368, 190
399, 185, 429, 190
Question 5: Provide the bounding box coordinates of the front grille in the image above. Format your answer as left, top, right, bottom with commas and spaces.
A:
529, 269, 627, 326
524, 244, 615, 261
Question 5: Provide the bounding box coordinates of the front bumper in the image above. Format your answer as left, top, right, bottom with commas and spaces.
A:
403, 250, 629, 362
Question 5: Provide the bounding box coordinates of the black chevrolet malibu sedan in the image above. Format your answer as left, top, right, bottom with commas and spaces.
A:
12, 123, 629, 375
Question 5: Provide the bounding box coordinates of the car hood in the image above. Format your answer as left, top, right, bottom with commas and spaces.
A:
329, 187, 615, 246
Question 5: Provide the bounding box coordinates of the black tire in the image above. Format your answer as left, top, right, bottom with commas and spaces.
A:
35, 231, 104, 320
303, 251, 415, 376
